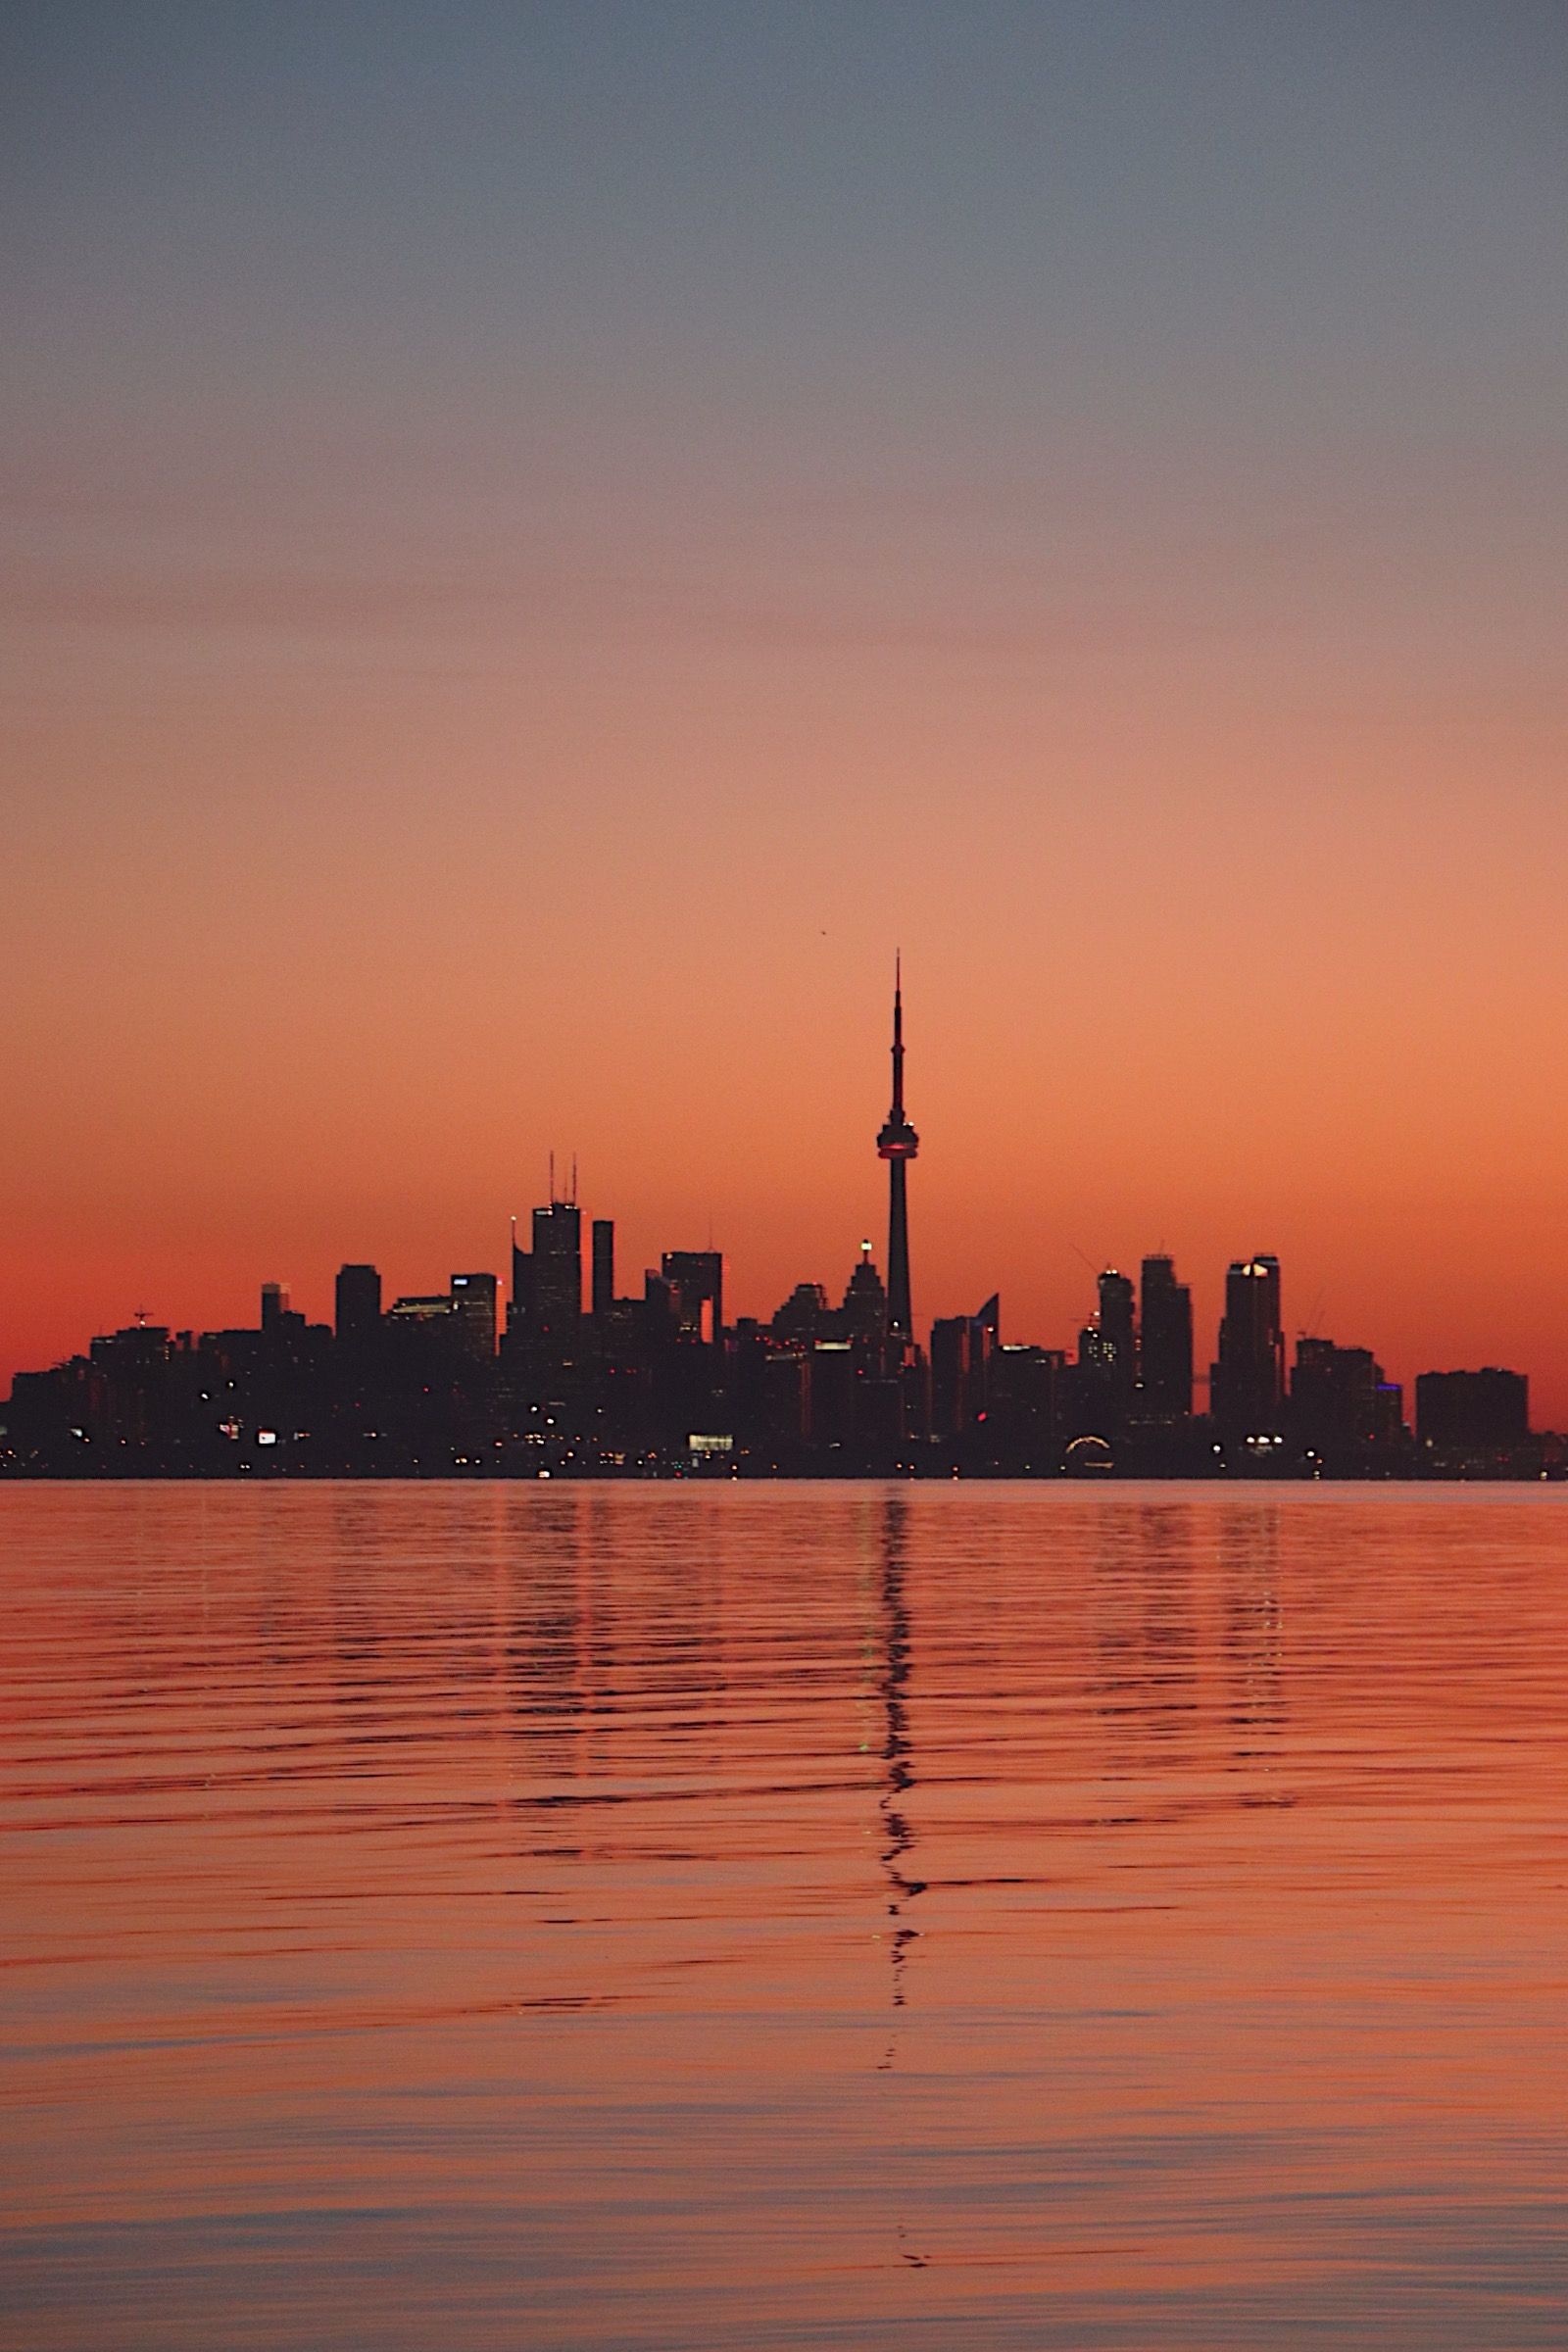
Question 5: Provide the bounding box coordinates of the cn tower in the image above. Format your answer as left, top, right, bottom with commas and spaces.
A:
876, 958, 919, 1342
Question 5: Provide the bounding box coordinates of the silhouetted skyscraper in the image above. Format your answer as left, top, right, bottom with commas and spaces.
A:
932, 1295, 1001, 1439
334, 1263, 381, 1344
1292, 1337, 1382, 1459
840, 1241, 887, 1342
260, 1281, 289, 1331
1415, 1368, 1529, 1453
971, 1293, 1000, 1419
772, 1282, 831, 1343
509, 1218, 534, 1335
591, 1219, 615, 1316
1211, 1254, 1285, 1437
662, 1250, 723, 1343
531, 1200, 581, 1341
876, 962, 918, 1343
449, 1271, 498, 1361
1139, 1254, 1192, 1417
930, 1316, 970, 1439
1097, 1270, 1136, 1411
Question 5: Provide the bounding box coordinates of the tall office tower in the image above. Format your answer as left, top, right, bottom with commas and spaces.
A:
970, 1293, 1000, 1419
929, 1316, 970, 1439
334, 1263, 382, 1344
1415, 1368, 1529, 1453
932, 1295, 1001, 1438
1210, 1255, 1285, 1435
509, 1219, 535, 1335
1292, 1338, 1380, 1457
260, 1282, 290, 1331
875, 961, 919, 1342
1097, 1270, 1137, 1407
449, 1272, 498, 1362
771, 1282, 832, 1343
591, 1220, 615, 1316
840, 1241, 887, 1342
1139, 1254, 1193, 1416
531, 1200, 582, 1341
662, 1250, 723, 1344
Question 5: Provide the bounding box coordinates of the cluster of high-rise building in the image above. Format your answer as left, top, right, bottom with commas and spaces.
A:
0, 977, 1545, 1479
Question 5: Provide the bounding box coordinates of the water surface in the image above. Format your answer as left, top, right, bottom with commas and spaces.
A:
5, 1482, 1568, 2347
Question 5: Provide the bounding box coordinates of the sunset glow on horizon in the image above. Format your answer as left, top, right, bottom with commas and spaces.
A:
6, 4, 1568, 1412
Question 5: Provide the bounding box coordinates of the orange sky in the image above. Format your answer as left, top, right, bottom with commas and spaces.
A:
5, 6, 1567, 1416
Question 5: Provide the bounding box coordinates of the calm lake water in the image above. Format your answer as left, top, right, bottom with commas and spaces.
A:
5, 1482, 1568, 2349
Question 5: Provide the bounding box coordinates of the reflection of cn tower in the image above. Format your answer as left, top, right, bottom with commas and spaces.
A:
876, 958, 918, 1346
878, 1489, 924, 2027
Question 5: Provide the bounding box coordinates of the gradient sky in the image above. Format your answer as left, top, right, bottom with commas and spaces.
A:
4, 2, 1567, 1411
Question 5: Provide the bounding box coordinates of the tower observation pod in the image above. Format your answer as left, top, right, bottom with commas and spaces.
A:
876, 959, 919, 1342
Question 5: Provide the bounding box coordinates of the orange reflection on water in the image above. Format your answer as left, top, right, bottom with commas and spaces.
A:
5, 1482, 1568, 2348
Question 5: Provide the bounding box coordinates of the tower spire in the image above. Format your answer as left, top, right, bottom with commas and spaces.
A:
876, 959, 919, 1344
891, 951, 904, 1115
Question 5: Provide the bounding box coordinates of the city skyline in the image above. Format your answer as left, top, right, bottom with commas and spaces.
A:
3, 973, 1544, 1478
0, 956, 1556, 1428
2, 958, 1556, 1424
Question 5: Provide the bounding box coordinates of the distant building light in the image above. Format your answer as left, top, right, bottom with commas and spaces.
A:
689, 1433, 734, 1454
257, 1430, 278, 1446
